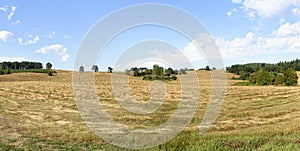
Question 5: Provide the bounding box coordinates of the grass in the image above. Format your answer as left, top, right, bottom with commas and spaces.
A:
0, 71, 299, 150
232, 81, 256, 86
10, 69, 55, 74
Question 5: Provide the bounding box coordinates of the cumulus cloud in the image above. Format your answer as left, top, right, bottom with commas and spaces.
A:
0, 30, 13, 42
292, 8, 300, 16
216, 29, 300, 59
275, 21, 300, 36
232, 0, 242, 4
231, 0, 300, 20
0, 56, 26, 62
35, 44, 70, 62
18, 35, 39, 46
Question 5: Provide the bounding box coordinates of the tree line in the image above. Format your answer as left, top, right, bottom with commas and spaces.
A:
0, 61, 43, 70
227, 59, 299, 86
226, 58, 300, 75
0, 61, 54, 76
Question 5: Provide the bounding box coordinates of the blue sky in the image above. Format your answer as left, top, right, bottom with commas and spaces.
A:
0, 0, 300, 70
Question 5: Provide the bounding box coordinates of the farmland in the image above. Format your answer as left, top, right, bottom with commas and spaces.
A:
0, 70, 300, 150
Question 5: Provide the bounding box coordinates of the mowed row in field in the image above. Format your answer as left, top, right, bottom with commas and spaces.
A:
0, 71, 299, 150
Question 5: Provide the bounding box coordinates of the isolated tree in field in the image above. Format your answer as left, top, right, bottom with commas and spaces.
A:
92, 65, 99, 72
108, 67, 113, 73
283, 68, 298, 86
46, 62, 52, 70
79, 66, 84, 72
205, 66, 210, 71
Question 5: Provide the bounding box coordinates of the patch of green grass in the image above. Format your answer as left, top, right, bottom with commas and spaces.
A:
233, 81, 256, 86
10, 69, 54, 74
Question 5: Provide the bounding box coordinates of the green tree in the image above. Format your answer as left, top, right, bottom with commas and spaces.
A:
152, 64, 163, 76
283, 68, 298, 86
108, 67, 113, 73
165, 67, 174, 76
205, 66, 210, 71
79, 66, 84, 72
274, 75, 284, 86
46, 62, 52, 70
92, 65, 99, 72
131, 67, 139, 76
250, 68, 273, 86
239, 71, 250, 80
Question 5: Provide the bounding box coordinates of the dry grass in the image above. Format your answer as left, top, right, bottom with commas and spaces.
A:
0, 71, 299, 150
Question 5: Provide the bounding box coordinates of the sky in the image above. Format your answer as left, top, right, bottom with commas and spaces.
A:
0, 0, 300, 70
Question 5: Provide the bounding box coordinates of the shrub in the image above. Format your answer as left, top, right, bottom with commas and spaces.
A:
48, 70, 54, 76
164, 76, 170, 81
170, 75, 177, 80
6, 69, 11, 74
143, 75, 152, 80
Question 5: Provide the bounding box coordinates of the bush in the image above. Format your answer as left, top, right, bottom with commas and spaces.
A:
164, 76, 170, 81
283, 68, 298, 86
48, 70, 54, 76
143, 75, 152, 80
170, 75, 177, 80
6, 69, 11, 74
0, 70, 4, 75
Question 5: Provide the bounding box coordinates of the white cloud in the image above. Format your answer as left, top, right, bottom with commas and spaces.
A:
18, 35, 39, 46
35, 44, 70, 62
275, 21, 300, 36
232, 0, 300, 20
227, 8, 237, 17
0, 56, 26, 62
243, 0, 296, 18
182, 41, 204, 62
62, 54, 70, 62
216, 29, 300, 59
0, 7, 8, 12
47, 31, 56, 38
13, 19, 20, 25
292, 8, 300, 16
232, 0, 242, 4
0, 30, 13, 42
7, 6, 16, 20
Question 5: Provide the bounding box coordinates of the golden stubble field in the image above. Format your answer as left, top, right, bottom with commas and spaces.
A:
0, 71, 299, 149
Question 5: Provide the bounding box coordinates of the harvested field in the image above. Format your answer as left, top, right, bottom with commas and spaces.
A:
0, 71, 299, 150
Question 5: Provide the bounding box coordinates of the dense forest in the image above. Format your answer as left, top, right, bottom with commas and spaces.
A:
226, 58, 300, 75
226, 59, 299, 86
